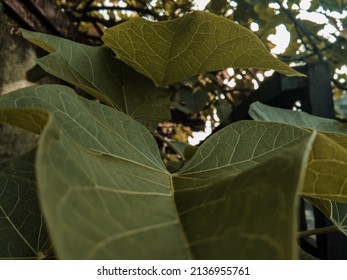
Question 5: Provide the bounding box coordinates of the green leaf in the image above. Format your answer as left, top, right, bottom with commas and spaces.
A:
305, 197, 347, 236
303, 133, 347, 202
249, 102, 347, 234
0, 85, 189, 259
103, 11, 304, 87
176, 88, 210, 114
0, 85, 165, 169
21, 29, 170, 123
215, 99, 232, 125
0, 149, 53, 259
249, 102, 347, 202
37, 119, 189, 259
0, 87, 317, 259
174, 121, 316, 259
249, 101, 347, 134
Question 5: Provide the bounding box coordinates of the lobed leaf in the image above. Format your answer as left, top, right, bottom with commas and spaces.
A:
103, 11, 304, 87
22, 29, 170, 123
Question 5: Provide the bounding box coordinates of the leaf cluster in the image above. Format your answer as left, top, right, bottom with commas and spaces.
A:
0, 11, 347, 260
55, 0, 347, 123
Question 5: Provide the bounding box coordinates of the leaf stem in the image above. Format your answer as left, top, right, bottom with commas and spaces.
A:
297, 225, 338, 238
152, 133, 183, 157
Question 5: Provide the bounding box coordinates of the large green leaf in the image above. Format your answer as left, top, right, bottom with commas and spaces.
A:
0, 85, 188, 259
103, 11, 304, 87
0, 149, 52, 259
37, 118, 189, 259
0, 87, 316, 259
21, 30, 170, 123
174, 121, 316, 259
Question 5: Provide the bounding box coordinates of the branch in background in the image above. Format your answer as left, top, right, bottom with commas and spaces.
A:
86, 5, 160, 19
279, 42, 336, 62
275, 0, 324, 62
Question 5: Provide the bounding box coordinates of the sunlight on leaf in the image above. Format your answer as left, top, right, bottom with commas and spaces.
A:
249, 102, 347, 234
304, 133, 347, 202
249, 102, 347, 202
103, 11, 304, 87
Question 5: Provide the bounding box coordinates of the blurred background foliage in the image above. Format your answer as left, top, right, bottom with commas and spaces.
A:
54, 0, 347, 168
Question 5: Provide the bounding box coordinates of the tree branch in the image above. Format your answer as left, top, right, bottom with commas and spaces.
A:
275, 0, 324, 62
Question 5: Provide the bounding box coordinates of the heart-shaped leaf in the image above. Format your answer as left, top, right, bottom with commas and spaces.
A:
103, 11, 304, 87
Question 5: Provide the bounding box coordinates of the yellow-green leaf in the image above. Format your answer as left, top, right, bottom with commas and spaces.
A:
303, 133, 347, 202
103, 11, 304, 87
174, 121, 316, 259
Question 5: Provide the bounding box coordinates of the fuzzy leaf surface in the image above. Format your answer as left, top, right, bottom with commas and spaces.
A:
103, 11, 303, 87
22, 30, 170, 122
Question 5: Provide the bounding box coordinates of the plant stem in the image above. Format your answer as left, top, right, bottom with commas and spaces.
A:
152, 133, 183, 157
297, 225, 338, 238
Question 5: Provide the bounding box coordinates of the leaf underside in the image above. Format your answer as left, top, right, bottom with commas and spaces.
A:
103, 11, 304, 87
0, 86, 316, 259
249, 102, 347, 235
0, 149, 52, 259
22, 29, 170, 123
